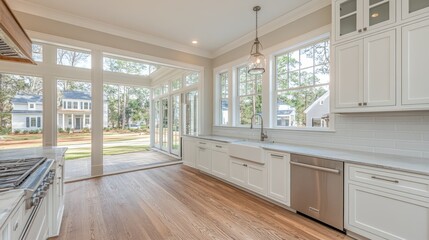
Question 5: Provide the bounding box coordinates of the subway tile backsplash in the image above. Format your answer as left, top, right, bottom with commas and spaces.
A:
213, 112, 429, 158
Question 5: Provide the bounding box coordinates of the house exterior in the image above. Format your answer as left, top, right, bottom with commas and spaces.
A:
11, 95, 43, 131
304, 92, 330, 127
11, 91, 108, 131
276, 102, 296, 127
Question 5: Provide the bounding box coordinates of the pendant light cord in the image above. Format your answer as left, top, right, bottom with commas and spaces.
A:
255, 8, 258, 39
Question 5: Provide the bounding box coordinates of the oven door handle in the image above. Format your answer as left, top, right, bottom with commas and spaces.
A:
290, 161, 341, 174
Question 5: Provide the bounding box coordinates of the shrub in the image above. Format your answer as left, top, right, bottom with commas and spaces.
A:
14, 129, 21, 134
58, 128, 65, 133
22, 130, 29, 134
66, 128, 71, 133
82, 127, 90, 133
29, 129, 39, 134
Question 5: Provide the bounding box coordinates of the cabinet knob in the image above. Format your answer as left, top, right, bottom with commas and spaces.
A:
363, 102, 368, 106
363, 27, 368, 31
243, 164, 248, 167
358, 29, 362, 33
358, 103, 362, 106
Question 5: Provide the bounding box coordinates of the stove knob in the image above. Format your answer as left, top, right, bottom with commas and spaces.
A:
31, 197, 40, 207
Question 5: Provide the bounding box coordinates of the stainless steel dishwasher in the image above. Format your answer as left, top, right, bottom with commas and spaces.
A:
290, 154, 344, 231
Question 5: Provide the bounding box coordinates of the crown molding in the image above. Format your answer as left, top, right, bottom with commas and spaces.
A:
8, 0, 213, 58
212, 0, 331, 58
9, 0, 330, 59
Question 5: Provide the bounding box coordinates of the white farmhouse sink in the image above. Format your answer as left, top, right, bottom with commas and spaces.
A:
228, 141, 265, 164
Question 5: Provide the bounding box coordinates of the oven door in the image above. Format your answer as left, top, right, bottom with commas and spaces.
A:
20, 196, 49, 240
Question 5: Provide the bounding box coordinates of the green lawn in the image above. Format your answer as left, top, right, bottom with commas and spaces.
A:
65, 145, 150, 160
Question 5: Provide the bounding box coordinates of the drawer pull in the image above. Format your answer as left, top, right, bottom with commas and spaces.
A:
309, 207, 320, 214
199, 142, 206, 145
371, 176, 399, 184
215, 145, 222, 148
242, 164, 248, 167
271, 154, 283, 159
199, 147, 206, 150
13, 222, 18, 231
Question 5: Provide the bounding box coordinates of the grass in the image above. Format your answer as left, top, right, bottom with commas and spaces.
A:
65, 145, 150, 160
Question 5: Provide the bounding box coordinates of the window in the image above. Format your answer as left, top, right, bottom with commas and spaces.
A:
73, 102, 78, 109
32, 44, 43, 62
237, 66, 262, 125
28, 103, 36, 110
84, 102, 89, 109
67, 102, 71, 109
171, 78, 182, 91
103, 55, 157, 76
85, 118, 90, 125
161, 83, 169, 95
153, 87, 161, 98
275, 39, 330, 128
57, 48, 91, 69
218, 72, 229, 125
185, 72, 199, 86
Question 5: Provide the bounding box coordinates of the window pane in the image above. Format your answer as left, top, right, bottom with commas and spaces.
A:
314, 41, 330, 65
57, 48, 91, 69
32, 44, 43, 62
277, 86, 329, 128
289, 51, 300, 71
219, 72, 229, 125
103, 56, 157, 76
185, 72, 199, 86
276, 55, 289, 91
172, 78, 182, 91
0, 73, 43, 150
300, 46, 314, 69
315, 65, 330, 85
184, 90, 198, 135
300, 67, 314, 87
220, 99, 228, 125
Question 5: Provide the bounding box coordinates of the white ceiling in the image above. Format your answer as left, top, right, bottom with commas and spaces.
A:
9, 0, 328, 58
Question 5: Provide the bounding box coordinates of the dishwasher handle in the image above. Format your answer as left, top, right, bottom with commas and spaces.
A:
290, 161, 341, 174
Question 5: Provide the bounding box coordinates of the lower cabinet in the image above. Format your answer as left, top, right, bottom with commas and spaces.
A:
196, 141, 212, 173
345, 163, 429, 240
266, 151, 291, 206
182, 137, 196, 167
211, 146, 229, 179
229, 157, 267, 195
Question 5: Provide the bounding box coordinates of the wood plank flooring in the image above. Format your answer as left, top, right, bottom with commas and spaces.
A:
53, 164, 351, 240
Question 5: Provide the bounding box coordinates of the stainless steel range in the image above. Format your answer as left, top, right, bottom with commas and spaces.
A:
0, 157, 55, 239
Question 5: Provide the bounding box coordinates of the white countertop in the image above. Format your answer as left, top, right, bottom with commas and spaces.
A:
0, 147, 67, 161
0, 190, 25, 229
188, 135, 429, 176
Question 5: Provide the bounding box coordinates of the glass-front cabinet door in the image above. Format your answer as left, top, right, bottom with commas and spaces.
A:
336, 0, 361, 40
335, 0, 395, 41
403, 0, 429, 19
364, 0, 396, 31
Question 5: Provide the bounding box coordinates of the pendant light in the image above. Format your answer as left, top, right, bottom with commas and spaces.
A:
248, 6, 266, 75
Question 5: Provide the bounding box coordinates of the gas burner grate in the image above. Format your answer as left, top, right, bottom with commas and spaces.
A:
0, 157, 47, 191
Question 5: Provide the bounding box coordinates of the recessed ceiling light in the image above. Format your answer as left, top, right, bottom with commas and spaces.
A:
371, 12, 379, 18
192, 40, 198, 44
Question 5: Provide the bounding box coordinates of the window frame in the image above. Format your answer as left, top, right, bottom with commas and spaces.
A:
273, 37, 330, 129
217, 71, 229, 126
235, 65, 262, 127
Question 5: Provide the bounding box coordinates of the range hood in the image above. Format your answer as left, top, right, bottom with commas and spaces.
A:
0, 0, 35, 64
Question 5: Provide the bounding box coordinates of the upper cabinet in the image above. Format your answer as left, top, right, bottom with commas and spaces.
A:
332, 0, 429, 112
335, 0, 396, 42
402, 0, 429, 20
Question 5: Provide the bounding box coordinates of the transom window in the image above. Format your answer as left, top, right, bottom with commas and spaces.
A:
275, 39, 330, 128
171, 78, 182, 91
32, 44, 43, 62
103, 55, 157, 76
57, 47, 91, 69
185, 72, 199, 86
237, 66, 262, 125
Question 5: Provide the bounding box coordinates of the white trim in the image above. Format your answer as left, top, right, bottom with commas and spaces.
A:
212, 0, 331, 57
10, 0, 330, 59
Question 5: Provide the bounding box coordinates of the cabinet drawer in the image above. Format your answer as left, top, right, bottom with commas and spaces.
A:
10, 200, 25, 240
197, 141, 212, 149
211, 143, 228, 153
347, 164, 429, 198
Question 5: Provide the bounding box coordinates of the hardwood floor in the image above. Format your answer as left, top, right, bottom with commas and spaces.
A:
53, 164, 351, 240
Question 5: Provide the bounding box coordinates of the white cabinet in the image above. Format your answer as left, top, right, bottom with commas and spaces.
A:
229, 157, 267, 195
182, 137, 197, 167
24, 197, 49, 240
402, 18, 429, 105
211, 144, 229, 179
335, 29, 396, 110
345, 163, 429, 240
49, 156, 65, 237
266, 152, 291, 206
335, 0, 396, 41
196, 141, 212, 173
402, 0, 429, 20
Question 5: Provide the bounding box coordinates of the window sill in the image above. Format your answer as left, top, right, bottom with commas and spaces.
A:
213, 125, 336, 133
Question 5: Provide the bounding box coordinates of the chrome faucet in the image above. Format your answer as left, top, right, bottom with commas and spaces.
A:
250, 113, 268, 141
